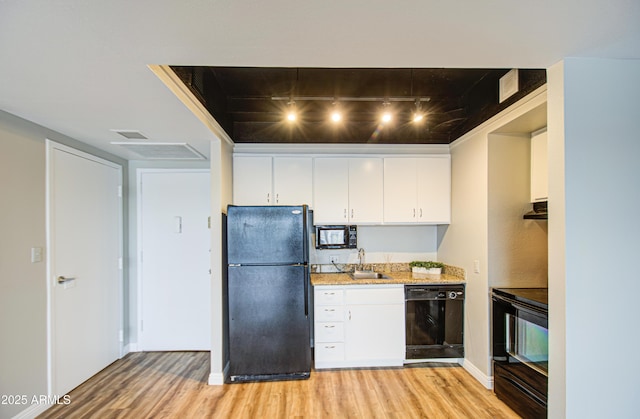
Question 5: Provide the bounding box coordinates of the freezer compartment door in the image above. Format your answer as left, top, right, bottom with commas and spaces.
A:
227, 205, 308, 265
228, 265, 311, 379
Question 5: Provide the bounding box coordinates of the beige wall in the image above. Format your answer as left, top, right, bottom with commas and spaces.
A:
209, 137, 234, 383
440, 131, 490, 380
488, 133, 548, 288
0, 113, 48, 419
0, 110, 126, 418
438, 87, 548, 386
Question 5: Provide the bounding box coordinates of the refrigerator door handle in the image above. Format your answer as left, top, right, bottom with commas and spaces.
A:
304, 266, 309, 316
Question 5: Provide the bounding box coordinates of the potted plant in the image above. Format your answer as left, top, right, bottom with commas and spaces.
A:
410, 261, 445, 274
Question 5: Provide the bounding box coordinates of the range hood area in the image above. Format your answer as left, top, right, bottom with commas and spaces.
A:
523, 201, 548, 219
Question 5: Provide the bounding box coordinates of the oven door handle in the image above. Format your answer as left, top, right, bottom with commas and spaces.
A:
492, 293, 546, 316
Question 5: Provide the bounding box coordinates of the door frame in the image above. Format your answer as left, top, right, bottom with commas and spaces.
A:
45, 140, 124, 395
136, 168, 210, 350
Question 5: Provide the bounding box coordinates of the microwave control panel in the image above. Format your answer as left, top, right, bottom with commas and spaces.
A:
347, 225, 358, 248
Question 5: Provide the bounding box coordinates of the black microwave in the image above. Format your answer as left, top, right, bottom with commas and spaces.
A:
315, 225, 357, 249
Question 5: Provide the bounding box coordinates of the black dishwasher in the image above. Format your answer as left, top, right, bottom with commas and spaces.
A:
405, 285, 464, 359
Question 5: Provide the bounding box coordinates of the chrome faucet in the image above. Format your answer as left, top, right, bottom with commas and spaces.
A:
358, 248, 365, 268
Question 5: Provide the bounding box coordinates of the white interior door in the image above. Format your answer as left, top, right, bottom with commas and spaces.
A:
48, 141, 122, 396
139, 170, 211, 350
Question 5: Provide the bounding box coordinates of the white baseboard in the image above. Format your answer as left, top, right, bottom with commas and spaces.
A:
461, 359, 493, 389
208, 361, 228, 385
11, 402, 52, 419
404, 357, 462, 364
208, 372, 224, 385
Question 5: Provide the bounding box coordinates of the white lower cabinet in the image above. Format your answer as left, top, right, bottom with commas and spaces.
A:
314, 284, 405, 369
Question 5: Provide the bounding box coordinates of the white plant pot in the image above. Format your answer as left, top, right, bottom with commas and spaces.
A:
427, 267, 442, 274
412, 267, 429, 274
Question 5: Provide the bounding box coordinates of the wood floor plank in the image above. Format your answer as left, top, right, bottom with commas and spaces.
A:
38, 352, 519, 419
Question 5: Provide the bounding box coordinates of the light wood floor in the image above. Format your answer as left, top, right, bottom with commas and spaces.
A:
39, 351, 519, 418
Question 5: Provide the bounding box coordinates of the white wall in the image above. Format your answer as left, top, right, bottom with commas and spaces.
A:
126, 159, 210, 348
548, 58, 640, 418
0, 110, 126, 419
312, 225, 439, 269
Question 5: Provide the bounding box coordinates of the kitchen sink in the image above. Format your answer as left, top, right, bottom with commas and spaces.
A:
351, 270, 390, 280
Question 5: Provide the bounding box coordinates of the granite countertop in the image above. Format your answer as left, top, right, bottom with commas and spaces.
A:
311, 271, 465, 286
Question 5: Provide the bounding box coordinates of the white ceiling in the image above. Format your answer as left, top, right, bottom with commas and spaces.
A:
1, 0, 639, 160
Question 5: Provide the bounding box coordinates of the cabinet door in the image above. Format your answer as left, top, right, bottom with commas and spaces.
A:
531, 130, 548, 202
233, 156, 273, 205
313, 158, 349, 224
344, 303, 405, 362
416, 156, 451, 224
273, 157, 313, 206
348, 158, 383, 223
383, 158, 418, 223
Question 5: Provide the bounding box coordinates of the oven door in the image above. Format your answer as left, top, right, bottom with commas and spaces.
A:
492, 293, 548, 373
492, 292, 548, 418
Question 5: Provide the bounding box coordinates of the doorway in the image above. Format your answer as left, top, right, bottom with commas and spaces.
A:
46, 141, 123, 396
137, 169, 211, 350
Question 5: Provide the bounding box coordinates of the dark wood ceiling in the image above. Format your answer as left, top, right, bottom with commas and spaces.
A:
172, 66, 546, 144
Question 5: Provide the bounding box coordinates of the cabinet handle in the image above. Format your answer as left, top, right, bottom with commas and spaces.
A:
413, 208, 416, 218
276, 193, 279, 203
325, 292, 335, 296
267, 193, 270, 203
420, 208, 423, 218
325, 345, 336, 349
351, 209, 354, 219
349, 310, 352, 320
324, 325, 335, 329
324, 308, 335, 312
344, 208, 347, 218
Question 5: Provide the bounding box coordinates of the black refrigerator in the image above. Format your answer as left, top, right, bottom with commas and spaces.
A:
226, 205, 311, 382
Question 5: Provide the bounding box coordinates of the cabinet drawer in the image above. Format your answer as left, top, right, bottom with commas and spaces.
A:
315, 305, 344, 322
315, 288, 345, 305
345, 286, 404, 305
315, 342, 345, 362
315, 322, 344, 342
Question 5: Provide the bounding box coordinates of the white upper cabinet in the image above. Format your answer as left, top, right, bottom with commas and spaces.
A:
233, 156, 313, 206
384, 156, 451, 224
273, 157, 313, 206
348, 158, 383, 223
233, 156, 273, 205
234, 153, 451, 224
313, 157, 383, 225
530, 130, 548, 202
313, 158, 350, 223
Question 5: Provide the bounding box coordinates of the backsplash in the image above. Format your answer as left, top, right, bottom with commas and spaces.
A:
312, 262, 466, 280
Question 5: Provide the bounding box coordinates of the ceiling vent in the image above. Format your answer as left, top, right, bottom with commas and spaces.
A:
111, 142, 206, 160
111, 130, 148, 140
